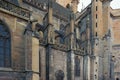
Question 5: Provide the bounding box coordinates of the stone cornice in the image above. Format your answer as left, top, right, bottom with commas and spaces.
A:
0, 0, 30, 20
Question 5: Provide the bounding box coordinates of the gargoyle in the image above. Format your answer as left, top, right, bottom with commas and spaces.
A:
23, 21, 33, 35
55, 29, 73, 40
23, 19, 38, 35
54, 29, 65, 39
35, 23, 46, 32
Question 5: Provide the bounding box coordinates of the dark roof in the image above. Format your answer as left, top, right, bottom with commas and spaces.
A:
52, 2, 71, 21
38, 0, 71, 20
6, 0, 71, 21
23, 0, 71, 21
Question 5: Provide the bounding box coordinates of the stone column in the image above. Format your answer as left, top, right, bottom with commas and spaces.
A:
47, 0, 54, 44
101, 0, 112, 80
87, 56, 91, 80
71, 51, 75, 80
46, 0, 54, 80
70, 12, 75, 80
25, 27, 33, 80
32, 37, 40, 80
103, 35, 112, 80
86, 15, 91, 80
90, 57, 95, 80
46, 45, 55, 80
110, 56, 115, 80
91, 0, 103, 79
93, 37, 100, 80
40, 46, 46, 80
80, 57, 84, 80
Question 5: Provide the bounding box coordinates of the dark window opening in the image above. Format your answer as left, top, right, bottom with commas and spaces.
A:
96, 32, 97, 37
96, 23, 97, 27
66, 4, 70, 9
96, 14, 98, 19
0, 21, 11, 67
116, 78, 119, 80
96, 43, 98, 46
96, 69, 97, 72
96, 6, 98, 11
95, 75, 97, 79
95, 62, 97, 64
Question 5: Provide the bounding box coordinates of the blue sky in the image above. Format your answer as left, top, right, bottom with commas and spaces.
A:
78, 0, 120, 12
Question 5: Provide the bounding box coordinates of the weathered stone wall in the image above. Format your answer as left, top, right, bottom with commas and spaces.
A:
1, 0, 120, 80
39, 46, 46, 80
55, 0, 72, 8
32, 38, 39, 80
112, 18, 120, 45
111, 9, 120, 80
74, 55, 83, 80
112, 46, 120, 80
0, 11, 27, 80
51, 49, 67, 80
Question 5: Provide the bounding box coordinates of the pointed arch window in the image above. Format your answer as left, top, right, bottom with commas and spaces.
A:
59, 24, 65, 44
0, 21, 11, 67
75, 56, 80, 76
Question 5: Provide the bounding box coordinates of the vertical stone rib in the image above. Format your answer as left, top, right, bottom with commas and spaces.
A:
46, 0, 55, 80
48, 0, 54, 44
70, 12, 75, 80
102, 0, 112, 80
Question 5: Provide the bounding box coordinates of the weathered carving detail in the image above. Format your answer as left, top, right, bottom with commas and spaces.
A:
23, 20, 44, 39
55, 29, 73, 42
24, 19, 38, 34
35, 23, 47, 32
23, 0, 47, 11
103, 29, 111, 40
54, 29, 65, 39
0, 0, 30, 18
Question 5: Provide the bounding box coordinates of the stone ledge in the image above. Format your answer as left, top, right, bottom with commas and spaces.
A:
0, 0, 30, 20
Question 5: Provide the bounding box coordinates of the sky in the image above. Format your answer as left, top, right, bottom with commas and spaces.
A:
78, 0, 120, 12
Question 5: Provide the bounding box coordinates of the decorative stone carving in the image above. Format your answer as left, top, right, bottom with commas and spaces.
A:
35, 23, 46, 32
0, 0, 30, 18
23, 0, 47, 11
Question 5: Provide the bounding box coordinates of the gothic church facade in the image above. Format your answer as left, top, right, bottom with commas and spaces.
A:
0, 0, 120, 80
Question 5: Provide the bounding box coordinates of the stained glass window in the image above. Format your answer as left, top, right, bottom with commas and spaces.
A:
0, 22, 11, 67
75, 56, 80, 76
